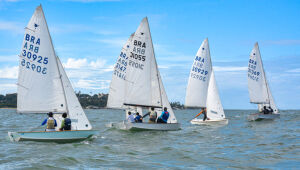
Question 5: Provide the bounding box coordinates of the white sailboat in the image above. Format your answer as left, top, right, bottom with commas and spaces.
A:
8, 5, 97, 142
247, 42, 279, 121
107, 17, 180, 131
185, 38, 227, 124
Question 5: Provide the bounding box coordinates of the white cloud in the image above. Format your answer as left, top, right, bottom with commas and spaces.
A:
286, 68, 300, 73
0, 20, 23, 34
0, 66, 18, 79
213, 66, 247, 72
74, 79, 110, 90
64, 58, 88, 69
95, 38, 127, 48
0, 83, 17, 94
0, 55, 18, 62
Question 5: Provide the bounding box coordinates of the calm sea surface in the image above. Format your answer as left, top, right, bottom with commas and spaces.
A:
0, 109, 299, 169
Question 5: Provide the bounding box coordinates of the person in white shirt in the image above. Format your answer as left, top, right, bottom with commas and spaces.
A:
127, 112, 135, 123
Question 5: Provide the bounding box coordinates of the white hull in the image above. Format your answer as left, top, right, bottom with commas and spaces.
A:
190, 118, 228, 125
110, 121, 180, 131
8, 130, 97, 143
247, 113, 280, 121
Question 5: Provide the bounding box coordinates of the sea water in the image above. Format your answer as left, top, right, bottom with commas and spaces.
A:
0, 109, 299, 169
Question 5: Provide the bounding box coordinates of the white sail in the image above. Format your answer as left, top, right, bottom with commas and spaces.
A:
258, 82, 279, 113
107, 34, 134, 109
56, 57, 92, 130
17, 5, 66, 113
124, 17, 161, 107
206, 71, 225, 120
157, 71, 177, 123
185, 38, 212, 108
247, 43, 269, 104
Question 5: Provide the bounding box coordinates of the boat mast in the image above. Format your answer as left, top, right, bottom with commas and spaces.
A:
40, 5, 69, 114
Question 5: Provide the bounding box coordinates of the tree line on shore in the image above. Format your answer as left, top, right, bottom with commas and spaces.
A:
0, 92, 184, 109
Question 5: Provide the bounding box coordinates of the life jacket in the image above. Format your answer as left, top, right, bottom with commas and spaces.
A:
149, 110, 157, 119
64, 118, 71, 130
161, 111, 169, 122
47, 117, 55, 129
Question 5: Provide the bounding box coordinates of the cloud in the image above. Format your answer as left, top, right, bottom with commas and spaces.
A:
63, 58, 107, 69
286, 68, 300, 73
74, 79, 110, 90
95, 38, 127, 48
64, 58, 88, 69
213, 66, 248, 72
0, 66, 18, 79
0, 83, 17, 94
0, 55, 18, 62
0, 20, 23, 34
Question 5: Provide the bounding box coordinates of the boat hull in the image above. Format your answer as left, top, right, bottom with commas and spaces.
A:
8, 130, 97, 143
247, 113, 280, 121
110, 121, 181, 131
190, 118, 228, 125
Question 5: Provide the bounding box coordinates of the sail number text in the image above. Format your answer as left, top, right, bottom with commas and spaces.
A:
190, 56, 209, 82
248, 59, 260, 81
128, 40, 146, 70
114, 52, 127, 80
20, 34, 48, 74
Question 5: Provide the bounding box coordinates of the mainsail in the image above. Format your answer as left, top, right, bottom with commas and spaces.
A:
107, 34, 134, 109
17, 5, 66, 113
17, 5, 91, 130
185, 38, 212, 108
247, 43, 269, 104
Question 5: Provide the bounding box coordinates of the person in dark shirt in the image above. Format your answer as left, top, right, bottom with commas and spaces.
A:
263, 106, 270, 114
134, 112, 143, 123
59, 113, 71, 131
157, 107, 169, 123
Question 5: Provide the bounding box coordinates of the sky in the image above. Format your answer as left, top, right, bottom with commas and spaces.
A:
0, 0, 299, 109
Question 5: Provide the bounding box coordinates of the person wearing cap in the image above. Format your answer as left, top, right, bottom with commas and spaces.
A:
142, 107, 157, 123
134, 112, 143, 123
41, 112, 57, 131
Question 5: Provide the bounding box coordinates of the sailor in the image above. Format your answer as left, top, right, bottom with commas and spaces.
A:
263, 106, 270, 114
142, 107, 157, 123
60, 113, 71, 131
134, 112, 143, 123
202, 108, 209, 121
127, 111, 135, 123
268, 106, 274, 114
41, 112, 57, 131
157, 107, 169, 123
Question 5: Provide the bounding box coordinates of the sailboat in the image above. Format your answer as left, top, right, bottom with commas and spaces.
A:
8, 5, 97, 142
247, 42, 279, 121
185, 38, 227, 124
107, 17, 180, 131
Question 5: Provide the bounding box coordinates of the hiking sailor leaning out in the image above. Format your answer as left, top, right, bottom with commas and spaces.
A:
41, 112, 57, 131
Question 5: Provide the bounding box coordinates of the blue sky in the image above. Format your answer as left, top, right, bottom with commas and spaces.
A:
0, 0, 299, 109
